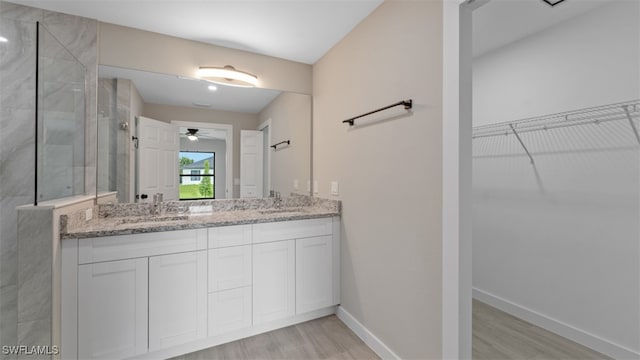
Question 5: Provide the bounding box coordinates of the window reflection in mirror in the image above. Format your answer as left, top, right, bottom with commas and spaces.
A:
179, 151, 215, 200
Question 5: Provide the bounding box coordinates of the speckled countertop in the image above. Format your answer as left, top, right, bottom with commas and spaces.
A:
60, 195, 340, 239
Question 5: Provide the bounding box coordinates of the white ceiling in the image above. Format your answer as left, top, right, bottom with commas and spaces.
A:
9, 0, 383, 65
473, 0, 614, 58
99, 65, 282, 113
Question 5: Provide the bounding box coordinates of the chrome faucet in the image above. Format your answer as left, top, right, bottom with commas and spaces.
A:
273, 191, 282, 208
152, 193, 164, 215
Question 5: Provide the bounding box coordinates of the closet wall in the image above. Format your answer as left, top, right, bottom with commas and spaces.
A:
472, 2, 639, 358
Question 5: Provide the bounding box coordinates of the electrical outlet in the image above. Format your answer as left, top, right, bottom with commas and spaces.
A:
313, 180, 319, 194
307, 180, 311, 192
293, 179, 299, 190
331, 181, 339, 196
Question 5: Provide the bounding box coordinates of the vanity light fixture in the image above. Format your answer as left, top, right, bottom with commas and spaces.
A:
0, 36, 8, 43
197, 65, 258, 88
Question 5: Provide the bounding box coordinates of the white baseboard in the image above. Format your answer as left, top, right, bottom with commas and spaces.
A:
473, 288, 640, 360
336, 306, 400, 360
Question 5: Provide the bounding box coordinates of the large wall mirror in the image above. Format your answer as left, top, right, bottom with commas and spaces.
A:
97, 65, 311, 203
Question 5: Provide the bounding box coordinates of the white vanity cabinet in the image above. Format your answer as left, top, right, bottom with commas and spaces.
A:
207, 225, 253, 336
62, 216, 340, 360
252, 239, 296, 324
296, 235, 333, 314
66, 229, 207, 359
77, 258, 148, 360
148, 251, 207, 351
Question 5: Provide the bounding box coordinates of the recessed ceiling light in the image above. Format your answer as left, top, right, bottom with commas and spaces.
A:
208, 84, 217, 91
0, 36, 8, 43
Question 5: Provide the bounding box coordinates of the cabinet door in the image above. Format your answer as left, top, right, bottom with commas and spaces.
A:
208, 287, 252, 336
252, 240, 295, 324
209, 245, 252, 292
296, 235, 333, 314
149, 251, 207, 351
78, 258, 148, 359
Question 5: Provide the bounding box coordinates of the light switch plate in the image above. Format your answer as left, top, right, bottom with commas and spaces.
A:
331, 181, 339, 196
293, 179, 299, 190
313, 180, 319, 194
307, 180, 311, 192
85, 208, 93, 221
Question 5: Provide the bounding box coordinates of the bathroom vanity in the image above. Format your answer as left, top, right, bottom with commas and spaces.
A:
59, 198, 340, 359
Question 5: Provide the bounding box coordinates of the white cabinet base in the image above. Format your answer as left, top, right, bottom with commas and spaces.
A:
208, 287, 252, 336
78, 258, 148, 360
129, 306, 337, 360
252, 240, 296, 325
149, 251, 207, 351
296, 235, 333, 314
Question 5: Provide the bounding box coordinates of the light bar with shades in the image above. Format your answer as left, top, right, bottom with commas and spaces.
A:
197, 65, 258, 88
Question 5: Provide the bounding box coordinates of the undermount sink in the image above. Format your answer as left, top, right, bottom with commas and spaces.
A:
258, 208, 307, 215
116, 215, 189, 225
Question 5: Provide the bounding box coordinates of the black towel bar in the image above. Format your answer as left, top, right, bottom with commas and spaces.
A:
342, 99, 412, 126
270, 140, 290, 149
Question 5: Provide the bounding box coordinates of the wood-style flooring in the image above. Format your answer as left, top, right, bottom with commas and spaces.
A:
171, 315, 380, 360
173, 302, 611, 360
473, 299, 612, 360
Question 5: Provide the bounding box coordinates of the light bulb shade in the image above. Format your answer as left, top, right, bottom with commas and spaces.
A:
197, 65, 258, 87
187, 134, 198, 141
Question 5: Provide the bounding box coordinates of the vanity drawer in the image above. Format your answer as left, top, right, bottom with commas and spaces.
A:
208, 225, 252, 248
78, 229, 207, 264
252, 218, 332, 244
208, 246, 252, 292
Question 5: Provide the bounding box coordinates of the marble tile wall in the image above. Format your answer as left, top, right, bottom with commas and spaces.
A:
16, 207, 53, 360
0, 1, 97, 357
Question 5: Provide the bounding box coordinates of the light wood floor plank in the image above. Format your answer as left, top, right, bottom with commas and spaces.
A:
171, 315, 380, 360
473, 299, 612, 360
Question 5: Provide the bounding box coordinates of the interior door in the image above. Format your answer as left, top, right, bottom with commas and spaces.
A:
137, 116, 179, 201
240, 130, 264, 198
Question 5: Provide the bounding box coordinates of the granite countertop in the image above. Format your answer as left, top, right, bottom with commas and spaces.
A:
61, 196, 340, 239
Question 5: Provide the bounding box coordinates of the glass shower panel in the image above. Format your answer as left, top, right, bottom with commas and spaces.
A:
36, 23, 86, 204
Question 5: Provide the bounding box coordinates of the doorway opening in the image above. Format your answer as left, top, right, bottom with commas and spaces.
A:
444, 0, 640, 359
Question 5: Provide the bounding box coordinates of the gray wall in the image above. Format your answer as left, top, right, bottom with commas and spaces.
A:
0, 2, 97, 354
312, 1, 444, 358
258, 92, 311, 196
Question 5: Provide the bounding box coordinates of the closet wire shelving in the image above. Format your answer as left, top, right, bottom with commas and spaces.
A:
472, 100, 640, 164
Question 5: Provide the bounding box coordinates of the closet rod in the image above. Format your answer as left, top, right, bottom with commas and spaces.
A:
473, 100, 640, 139
342, 99, 412, 126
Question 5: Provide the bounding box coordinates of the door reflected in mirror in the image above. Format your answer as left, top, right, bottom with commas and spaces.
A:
97, 66, 311, 202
